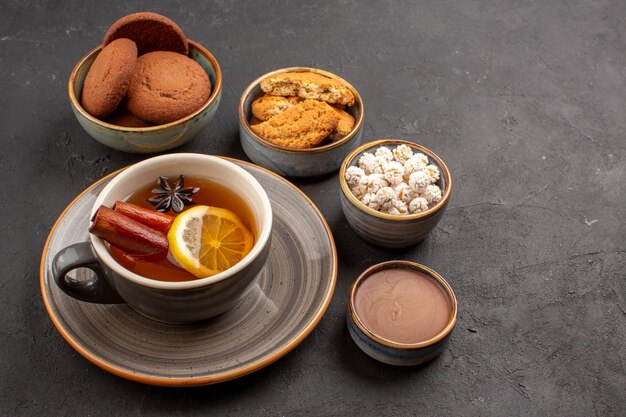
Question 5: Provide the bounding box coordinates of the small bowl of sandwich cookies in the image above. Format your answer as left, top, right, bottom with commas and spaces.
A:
238, 67, 364, 178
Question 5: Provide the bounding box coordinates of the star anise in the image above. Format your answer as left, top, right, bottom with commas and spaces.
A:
147, 175, 199, 213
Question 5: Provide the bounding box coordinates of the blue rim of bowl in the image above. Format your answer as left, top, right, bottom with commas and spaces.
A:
68, 39, 223, 132
238, 67, 364, 154
348, 260, 458, 350
339, 139, 453, 221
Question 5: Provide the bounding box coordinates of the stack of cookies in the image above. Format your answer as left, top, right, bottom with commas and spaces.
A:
80, 12, 212, 127
250, 72, 356, 149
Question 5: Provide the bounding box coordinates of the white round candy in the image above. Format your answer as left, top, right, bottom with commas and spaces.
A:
392, 199, 408, 215
358, 152, 378, 174
375, 146, 394, 162
375, 187, 395, 211
408, 170, 430, 191
383, 161, 405, 186
393, 183, 413, 204
409, 197, 429, 214
359, 174, 388, 194
361, 192, 380, 210
345, 166, 365, 187
404, 153, 429, 179
421, 184, 442, 204
424, 164, 440, 183
393, 144, 414, 164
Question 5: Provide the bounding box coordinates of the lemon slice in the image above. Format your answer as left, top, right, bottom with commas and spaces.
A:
167, 205, 254, 278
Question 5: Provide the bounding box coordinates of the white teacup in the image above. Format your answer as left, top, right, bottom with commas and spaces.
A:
52, 153, 273, 323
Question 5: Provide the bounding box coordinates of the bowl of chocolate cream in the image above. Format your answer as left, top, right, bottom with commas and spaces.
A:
347, 260, 457, 366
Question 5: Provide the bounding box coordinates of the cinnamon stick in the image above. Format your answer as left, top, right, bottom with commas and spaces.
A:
89, 206, 168, 259
113, 200, 174, 233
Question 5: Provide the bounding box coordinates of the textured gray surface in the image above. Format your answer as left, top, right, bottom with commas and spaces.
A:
1, 0, 624, 416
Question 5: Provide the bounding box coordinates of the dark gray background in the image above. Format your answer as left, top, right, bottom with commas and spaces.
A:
1, 0, 624, 415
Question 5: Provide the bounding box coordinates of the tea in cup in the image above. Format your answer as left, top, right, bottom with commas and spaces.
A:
52, 153, 273, 323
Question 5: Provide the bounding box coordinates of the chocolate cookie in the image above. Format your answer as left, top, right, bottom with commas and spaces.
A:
126, 51, 211, 124
103, 12, 189, 56
250, 100, 339, 149
81, 38, 137, 118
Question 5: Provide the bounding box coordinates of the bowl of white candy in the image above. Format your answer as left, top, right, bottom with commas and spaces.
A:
338, 139, 452, 248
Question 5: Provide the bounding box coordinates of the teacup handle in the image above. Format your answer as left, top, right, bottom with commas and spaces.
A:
52, 242, 124, 304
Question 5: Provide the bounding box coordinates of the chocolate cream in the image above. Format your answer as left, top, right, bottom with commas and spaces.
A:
354, 268, 452, 344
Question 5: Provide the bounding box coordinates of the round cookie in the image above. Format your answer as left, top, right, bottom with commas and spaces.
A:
103, 12, 189, 56
250, 100, 339, 149
104, 106, 153, 128
81, 38, 137, 119
328, 106, 356, 141
126, 51, 211, 124
251, 95, 303, 121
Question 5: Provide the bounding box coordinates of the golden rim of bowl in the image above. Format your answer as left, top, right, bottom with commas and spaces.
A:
68, 39, 223, 132
238, 67, 364, 154
348, 260, 458, 350
40, 157, 338, 386
339, 139, 453, 221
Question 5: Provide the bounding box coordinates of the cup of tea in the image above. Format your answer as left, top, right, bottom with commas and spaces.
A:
51, 153, 273, 323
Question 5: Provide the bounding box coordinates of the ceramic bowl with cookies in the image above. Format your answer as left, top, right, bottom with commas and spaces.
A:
239, 67, 364, 177
339, 139, 452, 248
69, 12, 222, 153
